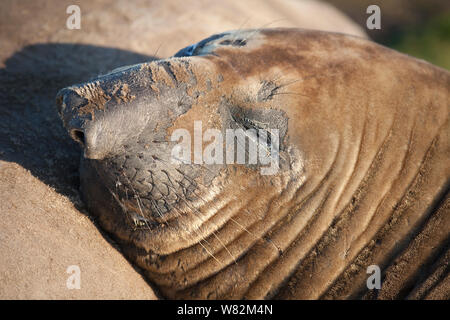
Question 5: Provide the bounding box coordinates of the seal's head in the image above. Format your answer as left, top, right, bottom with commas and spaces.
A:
56, 30, 305, 262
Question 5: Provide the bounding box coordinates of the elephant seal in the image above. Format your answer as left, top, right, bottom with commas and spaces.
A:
56, 28, 449, 299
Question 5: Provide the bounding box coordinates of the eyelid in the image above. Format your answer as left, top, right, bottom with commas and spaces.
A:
230, 111, 269, 130
243, 117, 256, 126
240, 117, 260, 130
243, 117, 269, 129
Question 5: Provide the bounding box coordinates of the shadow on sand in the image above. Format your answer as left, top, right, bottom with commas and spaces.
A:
0, 43, 157, 207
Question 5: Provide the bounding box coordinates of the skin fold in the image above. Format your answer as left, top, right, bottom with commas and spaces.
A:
57, 28, 449, 299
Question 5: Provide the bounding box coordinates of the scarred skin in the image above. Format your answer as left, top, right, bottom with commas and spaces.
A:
56, 29, 449, 299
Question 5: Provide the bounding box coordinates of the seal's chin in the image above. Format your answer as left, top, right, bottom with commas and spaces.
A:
79, 153, 229, 254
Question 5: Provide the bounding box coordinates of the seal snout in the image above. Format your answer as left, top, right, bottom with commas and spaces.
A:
56, 88, 84, 141
56, 87, 105, 160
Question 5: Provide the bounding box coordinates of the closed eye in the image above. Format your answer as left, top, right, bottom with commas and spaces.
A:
232, 115, 272, 147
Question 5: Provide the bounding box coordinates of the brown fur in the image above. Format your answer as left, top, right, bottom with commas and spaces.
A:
61, 29, 449, 299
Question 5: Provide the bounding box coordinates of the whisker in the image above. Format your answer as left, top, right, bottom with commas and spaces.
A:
156, 177, 236, 265
175, 168, 281, 253
120, 170, 223, 265
120, 173, 157, 230
236, 17, 250, 33
271, 91, 308, 98
198, 240, 223, 266
150, 175, 224, 266
153, 42, 164, 57
241, 19, 288, 43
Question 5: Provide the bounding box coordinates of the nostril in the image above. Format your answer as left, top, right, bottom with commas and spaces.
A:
71, 129, 85, 146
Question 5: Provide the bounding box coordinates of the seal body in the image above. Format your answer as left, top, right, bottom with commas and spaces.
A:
57, 29, 449, 299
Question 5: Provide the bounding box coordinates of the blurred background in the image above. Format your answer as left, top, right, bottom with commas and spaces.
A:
327, 0, 450, 69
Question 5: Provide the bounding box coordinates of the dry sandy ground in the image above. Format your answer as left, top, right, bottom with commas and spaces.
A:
0, 0, 366, 299
0, 161, 157, 299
